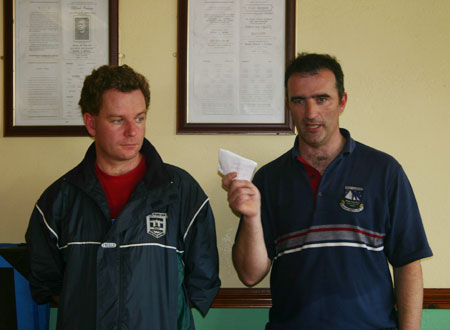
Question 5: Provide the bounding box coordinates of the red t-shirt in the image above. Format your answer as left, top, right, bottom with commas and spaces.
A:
95, 156, 146, 220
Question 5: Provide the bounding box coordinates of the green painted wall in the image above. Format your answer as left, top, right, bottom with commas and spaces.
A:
192, 309, 268, 329
420, 310, 450, 330
50, 308, 450, 329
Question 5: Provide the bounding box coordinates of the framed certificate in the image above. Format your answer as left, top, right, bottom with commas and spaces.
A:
3, 0, 118, 136
177, 0, 296, 134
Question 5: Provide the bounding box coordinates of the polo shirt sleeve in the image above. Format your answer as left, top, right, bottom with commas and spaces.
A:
383, 164, 433, 267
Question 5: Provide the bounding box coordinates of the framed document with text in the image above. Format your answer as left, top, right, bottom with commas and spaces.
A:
3, 0, 118, 136
177, 0, 296, 134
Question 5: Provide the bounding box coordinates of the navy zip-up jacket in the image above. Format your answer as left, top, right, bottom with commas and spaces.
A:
26, 139, 221, 330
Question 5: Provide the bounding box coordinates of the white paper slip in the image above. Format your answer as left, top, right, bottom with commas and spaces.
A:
218, 149, 258, 181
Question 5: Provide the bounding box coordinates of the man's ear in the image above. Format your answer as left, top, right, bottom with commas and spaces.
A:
338, 93, 348, 115
83, 113, 96, 137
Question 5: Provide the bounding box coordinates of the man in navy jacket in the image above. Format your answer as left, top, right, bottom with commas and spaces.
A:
26, 65, 221, 330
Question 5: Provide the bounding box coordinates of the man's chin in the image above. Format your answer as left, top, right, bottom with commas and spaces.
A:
119, 144, 142, 154
114, 149, 141, 162
299, 135, 325, 147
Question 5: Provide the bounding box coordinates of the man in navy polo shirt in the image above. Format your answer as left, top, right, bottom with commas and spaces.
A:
222, 53, 432, 330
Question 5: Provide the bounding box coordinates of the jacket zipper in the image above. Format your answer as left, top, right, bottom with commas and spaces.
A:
118, 242, 123, 330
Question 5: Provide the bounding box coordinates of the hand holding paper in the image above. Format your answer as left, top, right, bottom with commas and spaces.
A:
218, 149, 258, 181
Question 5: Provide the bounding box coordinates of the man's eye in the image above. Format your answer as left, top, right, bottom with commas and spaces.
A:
136, 116, 145, 123
292, 99, 305, 105
112, 119, 122, 124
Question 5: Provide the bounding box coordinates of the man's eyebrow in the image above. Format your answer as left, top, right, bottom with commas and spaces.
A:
106, 111, 147, 118
289, 94, 331, 101
313, 93, 331, 99
290, 96, 306, 101
134, 111, 147, 118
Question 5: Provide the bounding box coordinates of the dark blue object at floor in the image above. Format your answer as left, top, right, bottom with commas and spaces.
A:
0, 244, 49, 330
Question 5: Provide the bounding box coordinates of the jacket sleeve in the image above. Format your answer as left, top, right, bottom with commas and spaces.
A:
182, 192, 221, 316
25, 189, 65, 304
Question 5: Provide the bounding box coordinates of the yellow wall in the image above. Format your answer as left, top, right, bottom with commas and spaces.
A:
1, 0, 449, 288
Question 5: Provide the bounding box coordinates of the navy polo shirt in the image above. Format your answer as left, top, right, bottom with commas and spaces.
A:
249, 129, 432, 330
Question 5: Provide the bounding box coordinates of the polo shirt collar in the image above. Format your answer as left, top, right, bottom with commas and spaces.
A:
290, 128, 356, 160
340, 128, 355, 155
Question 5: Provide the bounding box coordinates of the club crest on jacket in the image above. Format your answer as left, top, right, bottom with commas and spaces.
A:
146, 212, 167, 238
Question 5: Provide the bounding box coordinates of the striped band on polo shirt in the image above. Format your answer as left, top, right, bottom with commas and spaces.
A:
274, 224, 385, 259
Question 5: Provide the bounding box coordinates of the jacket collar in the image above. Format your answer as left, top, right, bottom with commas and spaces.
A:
67, 138, 172, 192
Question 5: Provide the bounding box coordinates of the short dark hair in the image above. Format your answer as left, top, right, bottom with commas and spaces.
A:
79, 64, 150, 116
285, 53, 345, 100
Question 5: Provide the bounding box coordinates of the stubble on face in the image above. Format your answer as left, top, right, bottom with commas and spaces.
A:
86, 89, 147, 175
287, 70, 347, 171
289, 71, 345, 145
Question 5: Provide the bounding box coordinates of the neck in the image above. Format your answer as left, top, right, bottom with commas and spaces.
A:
298, 133, 346, 175
96, 153, 143, 176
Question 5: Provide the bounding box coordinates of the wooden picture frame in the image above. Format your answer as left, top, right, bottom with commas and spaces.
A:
177, 0, 296, 134
3, 0, 118, 137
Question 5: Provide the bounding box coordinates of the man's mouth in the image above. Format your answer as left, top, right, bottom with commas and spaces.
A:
122, 143, 138, 148
304, 123, 322, 130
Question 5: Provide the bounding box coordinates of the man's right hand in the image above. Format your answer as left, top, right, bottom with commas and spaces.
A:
222, 172, 261, 218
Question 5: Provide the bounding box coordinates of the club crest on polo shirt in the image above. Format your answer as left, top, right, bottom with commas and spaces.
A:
146, 212, 167, 238
340, 186, 364, 212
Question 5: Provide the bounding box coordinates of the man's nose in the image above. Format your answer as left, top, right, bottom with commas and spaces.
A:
304, 99, 318, 119
124, 121, 137, 136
